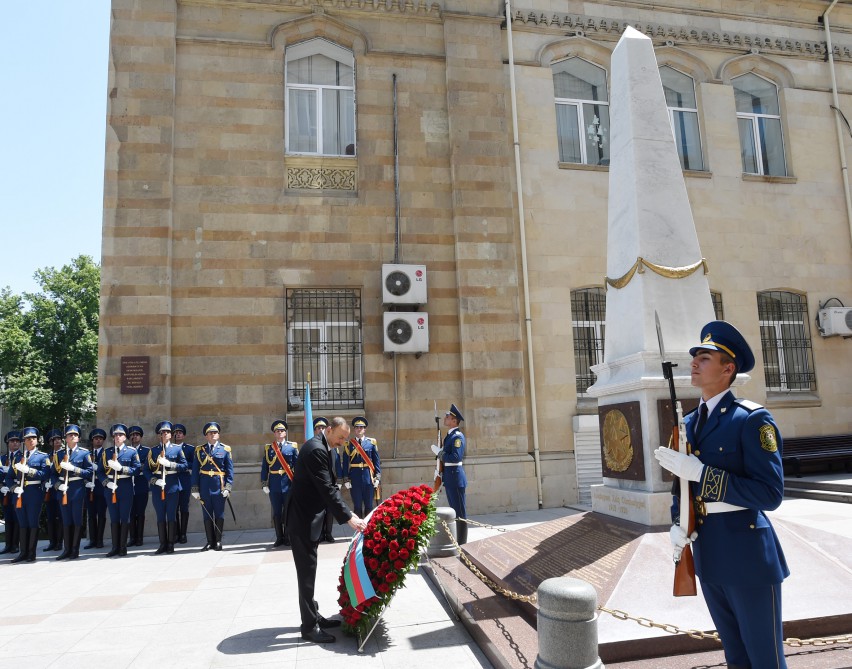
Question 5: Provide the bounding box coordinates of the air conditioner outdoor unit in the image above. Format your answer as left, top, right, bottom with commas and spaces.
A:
383, 312, 429, 353
382, 264, 427, 305
819, 307, 852, 337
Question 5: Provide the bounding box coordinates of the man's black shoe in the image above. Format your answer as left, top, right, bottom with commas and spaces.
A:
322, 533, 335, 544
317, 615, 342, 629
301, 625, 335, 643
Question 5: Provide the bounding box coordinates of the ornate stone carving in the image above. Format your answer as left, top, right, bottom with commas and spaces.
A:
287, 166, 356, 190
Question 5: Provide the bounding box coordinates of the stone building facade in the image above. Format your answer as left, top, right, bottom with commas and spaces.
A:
100, 0, 852, 528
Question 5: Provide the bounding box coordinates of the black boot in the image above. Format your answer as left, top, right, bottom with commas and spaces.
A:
44, 514, 57, 551
70, 525, 83, 559
106, 522, 122, 557
155, 522, 168, 554
177, 508, 188, 544
166, 521, 176, 554
127, 515, 137, 547
26, 526, 39, 562
272, 517, 285, 548
96, 515, 106, 548
456, 520, 468, 546
56, 525, 74, 560
11, 528, 29, 563
201, 519, 214, 551
84, 508, 98, 549
214, 518, 224, 551
11, 523, 20, 552
119, 522, 130, 556
135, 514, 145, 546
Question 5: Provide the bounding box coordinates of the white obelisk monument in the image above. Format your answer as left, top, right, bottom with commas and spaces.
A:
586, 26, 716, 525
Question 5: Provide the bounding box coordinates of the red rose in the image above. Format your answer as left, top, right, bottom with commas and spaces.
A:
399, 548, 410, 560
401, 529, 409, 538
394, 559, 405, 570
406, 539, 416, 550
368, 557, 379, 570
389, 550, 398, 560
373, 546, 383, 556
378, 582, 390, 593
387, 526, 397, 536
386, 572, 398, 583
372, 531, 382, 541
412, 503, 421, 511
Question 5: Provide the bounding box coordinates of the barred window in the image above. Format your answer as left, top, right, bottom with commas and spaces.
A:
757, 291, 816, 392
286, 288, 363, 411
571, 287, 606, 396
711, 290, 724, 321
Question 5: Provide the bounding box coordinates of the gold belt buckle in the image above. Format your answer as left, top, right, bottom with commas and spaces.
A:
694, 498, 707, 517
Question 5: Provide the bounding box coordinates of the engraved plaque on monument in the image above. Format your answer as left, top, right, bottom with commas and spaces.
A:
598, 401, 645, 480
121, 356, 150, 395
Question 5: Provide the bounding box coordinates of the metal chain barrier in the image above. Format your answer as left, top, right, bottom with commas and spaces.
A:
440, 520, 852, 648
456, 517, 508, 532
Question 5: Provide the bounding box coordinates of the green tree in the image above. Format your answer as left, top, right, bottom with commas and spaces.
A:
0, 255, 100, 428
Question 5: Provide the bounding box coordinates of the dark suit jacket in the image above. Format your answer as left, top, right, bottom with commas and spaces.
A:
286, 433, 352, 542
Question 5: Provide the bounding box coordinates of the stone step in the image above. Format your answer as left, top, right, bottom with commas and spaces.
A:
784, 479, 852, 494
783, 487, 852, 504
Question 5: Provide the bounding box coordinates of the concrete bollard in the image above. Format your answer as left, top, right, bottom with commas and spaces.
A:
535, 577, 603, 669
427, 506, 457, 557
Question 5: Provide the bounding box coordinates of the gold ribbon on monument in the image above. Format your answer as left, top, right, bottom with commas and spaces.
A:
605, 257, 709, 290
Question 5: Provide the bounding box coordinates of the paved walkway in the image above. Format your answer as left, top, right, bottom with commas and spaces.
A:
0, 475, 849, 668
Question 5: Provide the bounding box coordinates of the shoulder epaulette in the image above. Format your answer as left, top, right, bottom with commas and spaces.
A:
734, 398, 764, 412
223, 444, 231, 452
367, 437, 377, 446
288, 441, 298, 448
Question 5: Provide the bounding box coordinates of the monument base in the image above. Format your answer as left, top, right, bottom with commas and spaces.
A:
590, 484, 672, 526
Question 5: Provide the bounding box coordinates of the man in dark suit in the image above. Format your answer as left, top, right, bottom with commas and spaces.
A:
287, 416, 367, 644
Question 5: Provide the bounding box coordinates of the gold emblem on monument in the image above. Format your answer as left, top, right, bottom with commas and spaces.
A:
602, 408, 633, 472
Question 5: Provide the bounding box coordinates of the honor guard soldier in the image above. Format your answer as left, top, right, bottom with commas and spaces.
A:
342, 416, 381, 519
315, 416, 340, 543
83, 428, 108, 549
100, 424, 142, 557
261, 419, 298, 547
52, 424, 94, 560
191, 422, 234, 551
173, 423, 194, 544
0, 431, 23, 555
146, 421, 188, 554
127, 426, 150, 547
7, 427, 52, 563
654, 321, 788, 669
441, 404, 468, 545
43, 428, 65, 552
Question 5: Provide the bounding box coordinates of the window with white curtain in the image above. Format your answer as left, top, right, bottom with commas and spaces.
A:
733, 73, 786, 176
552, 58, 610, 166
660, 66, 704, 171
285, 39, 355, 156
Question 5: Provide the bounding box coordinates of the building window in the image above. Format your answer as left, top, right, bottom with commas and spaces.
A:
733, 73, 786, 176
571, 288, 606, 395
286, 288, 363, 411
553, 58, 610, 166
757, 291, 816, 392
711, 290, 724, 320
660, 66, 704, 171
285, 39, 355, 156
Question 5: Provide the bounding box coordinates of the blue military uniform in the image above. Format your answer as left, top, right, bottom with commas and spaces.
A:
342, 416, 381, 518
191, 422, 234, 551
173, 423, 194, 544
52, 424, 94, 560
659, 321, 789, 669
146, 421, 189, 554
127, 426, 150, 547
0, 431, 23, 555
261, 419, 298, 548
83, 428, 108, 550
441, 404, 467, 544
6, 427, 52, 563
99, 424, 142, 557
42, 429, 65, 552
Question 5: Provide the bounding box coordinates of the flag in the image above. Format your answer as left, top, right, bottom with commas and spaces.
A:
343, 532, 377, 606
303, 380, 313, 442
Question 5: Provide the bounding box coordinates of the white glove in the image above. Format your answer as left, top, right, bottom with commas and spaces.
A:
336, 483, 342, 490
373, 478, 380, 488
14, 486, 23, 495
345, 481, 352, 489
85, 481, 95, 490
434, 468, 441, 480
221, 488, 230, 498
57, 483, 69, 492
14, 463, 31, 474
60, 460, 75, 471
669, 524, 698, 560
262, 486, 270, 495
157, 455, 173, 468
654, 447, 705, 482
430, 444, 441, 456
106, 481, 118, 491
0, 486, 9, 494
192, 491, 200, 500
108, 459, 122, 472
154, 479, 166, 488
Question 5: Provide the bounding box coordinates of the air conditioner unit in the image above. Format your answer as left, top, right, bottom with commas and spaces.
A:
819, 307, 852, 337
382, 264, 427, 305
383, 312, 429, 354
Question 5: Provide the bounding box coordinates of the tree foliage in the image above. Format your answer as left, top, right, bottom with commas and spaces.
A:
0, 255, 100, 428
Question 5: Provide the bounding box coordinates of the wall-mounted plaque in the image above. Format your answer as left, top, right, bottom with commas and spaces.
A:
121, 356, 150, 395
598, 401, 645, 480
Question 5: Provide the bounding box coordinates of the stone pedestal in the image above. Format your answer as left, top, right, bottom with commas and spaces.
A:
535, 577, 603, 669
427, 506, 457, 557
